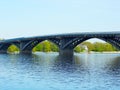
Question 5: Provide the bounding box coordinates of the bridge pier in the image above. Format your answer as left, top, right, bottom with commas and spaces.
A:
19, 41, 33, 54
20, 50, 32, 54
0, 44, 10, 54
59, 49, 74, 60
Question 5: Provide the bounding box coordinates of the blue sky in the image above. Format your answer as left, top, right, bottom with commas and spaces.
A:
0, 0, 120, 39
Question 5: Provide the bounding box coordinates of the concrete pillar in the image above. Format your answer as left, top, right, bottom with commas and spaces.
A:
0, 44, 10, 54
58, 38, 74, 61
19, 41, 32, 54
20, 50, 32, 54
59, 49, 74, 61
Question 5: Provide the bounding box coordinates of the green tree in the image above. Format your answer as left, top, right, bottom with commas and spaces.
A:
74, 46, 81, 53
104, 43, 113, 51
33, 43, 43, 52
8, 45, 19, 52
50, 43, 59, 52
43, 41, 51, 52
81, 42, 94, 52
32, 40, 59, 52
93, 42, 104, 52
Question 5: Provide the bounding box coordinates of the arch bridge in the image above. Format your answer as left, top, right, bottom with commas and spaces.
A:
0, 32, 120, 56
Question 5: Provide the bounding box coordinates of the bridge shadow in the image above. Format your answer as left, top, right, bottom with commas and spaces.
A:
108, 56, 120, 70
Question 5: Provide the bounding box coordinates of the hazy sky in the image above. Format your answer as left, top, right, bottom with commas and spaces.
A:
0, 0, 120, 39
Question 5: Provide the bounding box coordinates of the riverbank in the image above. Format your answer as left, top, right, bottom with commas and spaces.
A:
90, 51, 120, 54
7, 51, 120, 54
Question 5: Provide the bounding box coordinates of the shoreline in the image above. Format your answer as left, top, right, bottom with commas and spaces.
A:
7, 51, 120, 54
78, 51, 120, 54
89, 51, 120, 54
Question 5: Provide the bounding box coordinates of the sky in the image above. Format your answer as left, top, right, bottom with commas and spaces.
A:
0, 0, 120, 39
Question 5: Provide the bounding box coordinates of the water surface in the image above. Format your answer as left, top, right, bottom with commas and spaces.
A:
0, 52, 120, 90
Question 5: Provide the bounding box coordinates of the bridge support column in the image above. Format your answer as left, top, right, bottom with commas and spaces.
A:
20, 50, 32, 54
0, 44, 10, 54
58, 38, 75, 61
59, 49, 74, 60
19, 41, 32, 54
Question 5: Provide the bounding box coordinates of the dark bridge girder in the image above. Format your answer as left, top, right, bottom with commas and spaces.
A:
0, 32, 120, 57
58, 36, 120, 58
0, 43, 11, 53
19, 38, 61, 53
0, 42, 20, 53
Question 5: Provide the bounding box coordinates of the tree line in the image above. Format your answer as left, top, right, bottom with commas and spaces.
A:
74, 42, 118, 53
7, 40, 118, 53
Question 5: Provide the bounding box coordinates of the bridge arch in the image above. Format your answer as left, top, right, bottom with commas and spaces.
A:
64, 37, 120, 51
21, 39, 60, 53
0, 43, 20, 53
32, 40, 59, 52
7, 44, 19, 53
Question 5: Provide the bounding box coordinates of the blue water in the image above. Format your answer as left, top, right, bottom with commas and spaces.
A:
0, 52, 120, 90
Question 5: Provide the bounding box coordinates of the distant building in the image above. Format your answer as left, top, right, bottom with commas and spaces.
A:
78, 45, 88, 52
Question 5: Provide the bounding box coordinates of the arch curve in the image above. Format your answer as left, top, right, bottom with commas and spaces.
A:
0, 43, 19, 53
64, 37, 120, 50
21, 39, 60, 53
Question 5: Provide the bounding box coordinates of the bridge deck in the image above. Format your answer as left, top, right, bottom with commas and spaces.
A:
0, 32, 120, 43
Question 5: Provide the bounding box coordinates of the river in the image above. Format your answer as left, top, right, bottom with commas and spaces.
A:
0, 52, 120, 90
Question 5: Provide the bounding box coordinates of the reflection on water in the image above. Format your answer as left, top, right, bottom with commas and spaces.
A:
0, 52, 120, 90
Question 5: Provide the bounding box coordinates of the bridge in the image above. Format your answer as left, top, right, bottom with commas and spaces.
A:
0, 32, 120, 57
